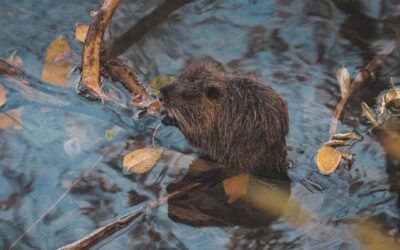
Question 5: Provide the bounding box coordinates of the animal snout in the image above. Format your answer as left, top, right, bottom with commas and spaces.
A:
159, 83, 175, 102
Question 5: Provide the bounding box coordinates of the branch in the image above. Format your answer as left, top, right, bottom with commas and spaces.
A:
103, 59, 152, 107
57, 182, 201, 250
81, 0, 121, 98
329, 37, 400, 134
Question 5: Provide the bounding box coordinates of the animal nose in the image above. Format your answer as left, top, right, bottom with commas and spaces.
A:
158, 89, 167, 102
159, 83, 174, 102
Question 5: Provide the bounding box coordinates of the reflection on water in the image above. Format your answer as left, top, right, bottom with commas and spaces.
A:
1, 0, 400, 249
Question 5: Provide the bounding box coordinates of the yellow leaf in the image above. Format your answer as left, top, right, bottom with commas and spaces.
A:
123, 148, 164, 173
361, 101, 378, 126
0, 108, 23, 131
74, 23, 89, 43
223, 173, 250, 203
148, 75, 175, 97
0, 83, 7, 108
41, 35, 72, 87
384, 87, 400, 109
316, 146, 342, 175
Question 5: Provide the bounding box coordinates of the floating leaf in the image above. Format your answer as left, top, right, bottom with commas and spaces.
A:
0, 83, 7, 108
5, 51, 23, 68
330, 132, 361, 141
0, 108, 23, 131
123, 148, 164, 173
336, 67, 351, 99
104, 127, 120, 141
74, 23, 89, 43
41, 35, 72, 87
361, 101, 378, 126
384, 87, 400, 109
324, 139, 351, 147
316, 146, 342, 175
341, 153, 353, 162
148, 75, 175, 97
223, 173, 250, 203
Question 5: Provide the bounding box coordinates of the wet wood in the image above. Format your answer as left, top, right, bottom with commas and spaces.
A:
81, 0, 121, 98
57, 182, 201, 250
103, 59, 152, 107
329, 37, 400, 134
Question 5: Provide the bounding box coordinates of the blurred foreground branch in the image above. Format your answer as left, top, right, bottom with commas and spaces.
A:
58, 182, 201, 250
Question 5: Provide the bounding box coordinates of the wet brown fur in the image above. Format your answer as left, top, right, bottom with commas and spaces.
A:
159, 61, 289, 178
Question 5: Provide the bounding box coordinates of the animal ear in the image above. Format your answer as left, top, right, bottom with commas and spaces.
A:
206, 86, 220, 100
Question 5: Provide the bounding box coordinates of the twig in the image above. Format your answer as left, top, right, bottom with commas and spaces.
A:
329, 37, 400, 134
81, 0, 121, 98
57, 182, 201, 250
152, 122, 162, 148
102, 58, 152, 107
10, 151, 108, 250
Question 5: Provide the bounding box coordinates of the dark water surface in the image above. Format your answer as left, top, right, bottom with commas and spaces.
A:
1, 0, 400, 249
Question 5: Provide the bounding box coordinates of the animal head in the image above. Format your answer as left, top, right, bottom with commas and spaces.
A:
159, 61, 227, 134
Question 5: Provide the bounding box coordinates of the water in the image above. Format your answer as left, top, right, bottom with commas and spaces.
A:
1, 0, 400, 249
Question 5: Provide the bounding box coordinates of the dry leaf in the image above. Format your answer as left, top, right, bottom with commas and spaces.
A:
74, 23, 89, 43
316, 146, 342, 175
341, 153, 353, 162
324, 139, 351, 147
336, 67, 351, 99
330, 132, 361, 141
41, 35, 72, 87
223, 173, 250, 203
0, 83, 7, 108
123, 148, 164, 173
384, 87, 400, 109
5, 51, 23, 68
0, 108, 23, 131
148, 75, 175, 97
361, 101, 378, 126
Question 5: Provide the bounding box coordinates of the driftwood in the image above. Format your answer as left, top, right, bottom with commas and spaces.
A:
329, 37, 400, 134
81, 0, 121, 98
57, 182, 201, 250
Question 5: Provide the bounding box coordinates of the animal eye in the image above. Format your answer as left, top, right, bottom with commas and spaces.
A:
206, 86, 220, 100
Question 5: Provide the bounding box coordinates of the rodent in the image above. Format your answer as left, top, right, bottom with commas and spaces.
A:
159, 60, 289, 178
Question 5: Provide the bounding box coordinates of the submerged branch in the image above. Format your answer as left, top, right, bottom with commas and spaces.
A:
57, 182, 201, 250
